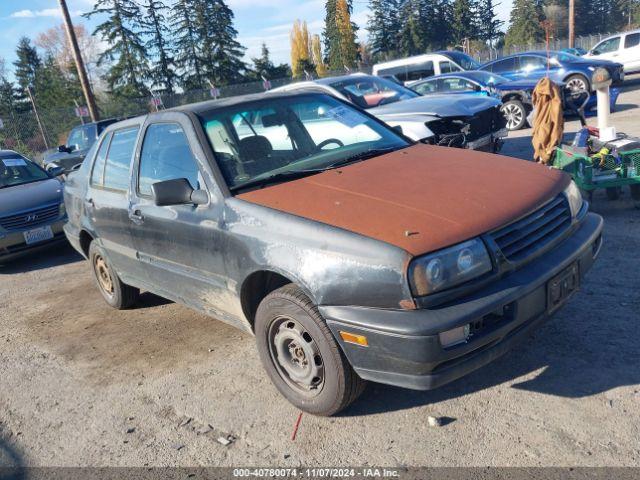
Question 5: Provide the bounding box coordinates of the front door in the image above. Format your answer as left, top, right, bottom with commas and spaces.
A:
590, 36, 622, 64
127, 117, 240, 323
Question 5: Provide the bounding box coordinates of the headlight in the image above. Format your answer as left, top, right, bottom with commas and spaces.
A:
59, 203, 66, 217
564, 181, 583, 217
408, 238, 492, 296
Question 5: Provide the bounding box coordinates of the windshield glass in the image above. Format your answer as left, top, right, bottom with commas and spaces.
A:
0, 154, 50, 188
199, 94, 409, 192
327, 76, 419, 109
443, 52, 481, 70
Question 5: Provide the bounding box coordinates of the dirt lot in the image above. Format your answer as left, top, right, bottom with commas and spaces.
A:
1, 79, 640, 468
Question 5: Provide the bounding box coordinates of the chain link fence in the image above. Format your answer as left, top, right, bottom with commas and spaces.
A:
0, 33, 613, 163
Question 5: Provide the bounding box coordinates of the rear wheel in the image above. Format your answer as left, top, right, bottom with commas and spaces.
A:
89, 242, 139, 309
255, 284, 365, 416
565, 74, 590, 92
501, 100, 527, 130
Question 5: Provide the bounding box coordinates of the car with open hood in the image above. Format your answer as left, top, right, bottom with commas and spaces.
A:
0, 150, 67, 263
272, 74, 507, 151
63, 91, 603, 416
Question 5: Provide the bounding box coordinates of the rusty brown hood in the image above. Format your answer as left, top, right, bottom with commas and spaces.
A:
236, 144, 570, 256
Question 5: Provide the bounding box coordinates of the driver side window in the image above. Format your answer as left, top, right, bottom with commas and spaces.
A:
595, 37, 620, 54
138, 123, 201, 197
413, 81, 438, 95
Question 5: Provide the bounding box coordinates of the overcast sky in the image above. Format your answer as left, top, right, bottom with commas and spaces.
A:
0, 0, 514, 73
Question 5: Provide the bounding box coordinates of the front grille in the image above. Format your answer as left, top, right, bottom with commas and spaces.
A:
490, 195, 571, 263
0, 204, 60, 231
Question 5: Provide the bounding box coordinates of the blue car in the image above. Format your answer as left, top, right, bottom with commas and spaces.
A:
479, 51, 624, 92
409, 71, 620, 131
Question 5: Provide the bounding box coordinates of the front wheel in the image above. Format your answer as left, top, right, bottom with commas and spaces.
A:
501, 100, 527, 130
565, 74, 590, 92
255, 284, 365, 416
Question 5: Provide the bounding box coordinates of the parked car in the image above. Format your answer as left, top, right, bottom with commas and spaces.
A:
272, 74, 507, 151
584, 29, 640, 74
408, 71, 620, 131
0, 150, 67, 263
372, 51, 481, 85
43, 118, 119, 173
479, 51, 624, 92
64, 91, 603, 415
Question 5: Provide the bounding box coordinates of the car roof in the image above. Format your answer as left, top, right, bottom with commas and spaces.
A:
0, 150, 26, 158
599, 28, 640, 40
373, 53, 449, 69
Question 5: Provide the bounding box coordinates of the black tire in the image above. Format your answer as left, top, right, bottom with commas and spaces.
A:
630, 185, 640, 201
255, 284, 365, 416
88, 242, 139, 309
501, 99, 527, 131
565, 74, 590, 92
606, 187, 620, 201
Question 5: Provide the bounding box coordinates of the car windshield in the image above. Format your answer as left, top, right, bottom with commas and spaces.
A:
198, 94, 410, 192
0, 154, 50, 189
327, 76, 419, 109
443, 52, 481, 70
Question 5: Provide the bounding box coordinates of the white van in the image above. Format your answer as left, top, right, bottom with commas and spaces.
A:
372, 51, 481, 85
584, 29, 640, 74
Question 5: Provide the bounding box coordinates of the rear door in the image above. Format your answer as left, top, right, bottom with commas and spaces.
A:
85, 125, 140, 274
622, 32, 640, 72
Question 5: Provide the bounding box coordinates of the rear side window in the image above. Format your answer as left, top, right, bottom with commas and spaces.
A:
103, 127, 139, 191
489, 57, 517, 73
138, 123, 200, 197
90, 132, 112, 187
440, 61, 461, 73
625, 33, 640, 48
519, 56, 546, 71
413, 80, 438, 94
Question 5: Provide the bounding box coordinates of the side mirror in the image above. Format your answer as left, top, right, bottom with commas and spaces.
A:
391, 125, 403, 135
152, 178, 208, 206
58, 145, 69, 153
48, 166, 65, 177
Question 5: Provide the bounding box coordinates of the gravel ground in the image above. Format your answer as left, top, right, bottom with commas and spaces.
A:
1, 78, 639, 468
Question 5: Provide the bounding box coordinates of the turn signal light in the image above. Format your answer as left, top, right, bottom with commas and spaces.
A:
339, 331, 368, 347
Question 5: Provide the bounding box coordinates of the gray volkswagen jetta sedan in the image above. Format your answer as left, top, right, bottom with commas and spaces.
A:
63, 92, 602, 415
0, 150, 67, 263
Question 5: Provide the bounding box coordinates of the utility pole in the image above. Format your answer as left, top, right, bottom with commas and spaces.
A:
26, 86, 49, 150
568, 0, 575, 49
58, 0, 99, 122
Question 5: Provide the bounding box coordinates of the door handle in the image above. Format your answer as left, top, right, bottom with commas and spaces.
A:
84, 198, 94, 208
129, 209, 144, 225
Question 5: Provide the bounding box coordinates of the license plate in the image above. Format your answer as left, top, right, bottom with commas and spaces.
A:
547, 262, 580, 313
23, 225, 54, 245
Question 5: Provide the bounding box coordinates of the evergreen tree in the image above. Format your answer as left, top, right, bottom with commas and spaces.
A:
33, 55, 82, 109
248, 43, 290, 81
504, 0, 544, 47
141, 0, 176, 94
85, 0, 149, 97
431, 0, 453, 49
13, 38, 42, 91
199, 0, 247, 85
450, 0, 479, 45
170, 0, 204, 90
367, 0, 402, 59
477, 0, 503, 43
0, 78, 18, 115
324, 0, 359, 70
398, 0, 427, 56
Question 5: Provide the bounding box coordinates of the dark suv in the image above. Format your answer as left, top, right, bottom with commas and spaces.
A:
44, 119, 119, 173
63, 92, 603, 416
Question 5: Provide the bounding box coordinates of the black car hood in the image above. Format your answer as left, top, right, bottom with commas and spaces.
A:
0, 178, 63, 217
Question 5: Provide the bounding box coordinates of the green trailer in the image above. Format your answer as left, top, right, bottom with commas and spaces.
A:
553, 145, 640, 201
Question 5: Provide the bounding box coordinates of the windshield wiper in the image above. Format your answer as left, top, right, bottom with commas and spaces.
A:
230, 169, 320, 192
318, 146, 401, 170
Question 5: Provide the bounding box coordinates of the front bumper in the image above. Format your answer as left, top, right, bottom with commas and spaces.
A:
0, 220, 67, 262
321, 212, 603, 390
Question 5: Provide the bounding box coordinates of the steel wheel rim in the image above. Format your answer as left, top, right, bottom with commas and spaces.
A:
502, 103, 523, 130
94, 254, 114, 297
268, 315, 325, 397
567, 77, 587, 92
